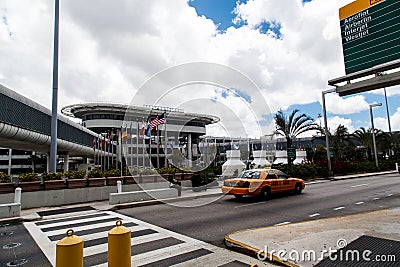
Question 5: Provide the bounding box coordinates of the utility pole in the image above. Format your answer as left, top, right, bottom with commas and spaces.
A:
49, 0, 59, 172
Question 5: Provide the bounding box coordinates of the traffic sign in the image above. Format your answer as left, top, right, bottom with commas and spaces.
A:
287, 148, 296, 161
339, 0, 400, 74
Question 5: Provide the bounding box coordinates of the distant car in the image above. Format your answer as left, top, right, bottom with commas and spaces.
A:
221, 168, 305, 199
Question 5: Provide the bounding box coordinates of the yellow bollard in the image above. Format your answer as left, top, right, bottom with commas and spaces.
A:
56, 229, 84, 267
108, 220, 131, 267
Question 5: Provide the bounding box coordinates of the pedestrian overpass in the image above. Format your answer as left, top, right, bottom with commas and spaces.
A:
0, 84, 102, 158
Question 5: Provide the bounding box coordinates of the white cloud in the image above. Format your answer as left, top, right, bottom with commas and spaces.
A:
327, 116, 355, 133
375, 107, 400, 132
325, 94, 369, 115
2, 0, 393, 139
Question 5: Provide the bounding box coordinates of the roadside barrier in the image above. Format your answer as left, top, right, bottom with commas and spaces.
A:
56, 229, 84, 267
108, 220, 132, 267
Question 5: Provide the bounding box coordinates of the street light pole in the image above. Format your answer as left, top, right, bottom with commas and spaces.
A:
50, 0, 59, 173
369, 103, 382, 170
383, 88, 392, 133
322, 88, 336, 177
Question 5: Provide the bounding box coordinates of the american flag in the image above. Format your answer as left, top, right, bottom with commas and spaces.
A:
149, 113, 166, 128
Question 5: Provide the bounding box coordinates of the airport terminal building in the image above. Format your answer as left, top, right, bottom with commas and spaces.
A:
61, 103, 220, 170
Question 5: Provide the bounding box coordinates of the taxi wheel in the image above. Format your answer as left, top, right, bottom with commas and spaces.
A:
260, 187, 271, 200
234, 194, 243, 199
294, 183, 302, 195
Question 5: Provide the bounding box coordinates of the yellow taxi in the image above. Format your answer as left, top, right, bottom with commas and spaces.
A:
221, 168, 305, 199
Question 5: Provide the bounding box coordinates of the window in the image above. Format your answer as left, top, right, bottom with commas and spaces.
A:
266, 171, 276, 179
275, 170, 287, 180
238, 170, 261, 179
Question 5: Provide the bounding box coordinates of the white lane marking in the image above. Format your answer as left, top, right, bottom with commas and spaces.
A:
387, 194, 394, 197
309, 213, 320, 218
351, 183, 369, 188
373, 197, 380, 200
355, 202, 364, 205
333, 207, 345, 211
274, 222, 291, 226
234, 202, 263, 208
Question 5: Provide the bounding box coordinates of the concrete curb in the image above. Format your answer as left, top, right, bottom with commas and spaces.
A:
109, 192, 224, 210
331, 170, 397, 181
225, 230, 299, 267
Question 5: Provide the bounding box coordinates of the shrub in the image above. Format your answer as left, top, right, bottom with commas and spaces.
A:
103, 169, 120, 178
18, 173, 39, 182
88, 169, 103, 178
42, 172, 63, 181
273, 163, 325, 179
157, 167, 181, 175
64, 170, 86, 179
140, 168, 157, 175
0, 172, 12, 183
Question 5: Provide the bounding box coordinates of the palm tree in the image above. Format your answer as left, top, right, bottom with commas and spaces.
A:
378, 131, 400, 157
330, 125, 353, 160
352, 127, 384, 159
274, 109, 318, 166
313, 124, 354, 161
353, 127, 372, 159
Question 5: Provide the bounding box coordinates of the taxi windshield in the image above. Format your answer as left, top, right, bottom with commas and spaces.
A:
238, 170, 261, 179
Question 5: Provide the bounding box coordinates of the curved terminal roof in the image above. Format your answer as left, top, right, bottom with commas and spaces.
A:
62, 102, 220, 125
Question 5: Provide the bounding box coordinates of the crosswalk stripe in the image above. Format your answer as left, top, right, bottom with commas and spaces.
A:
48, 222, 139, 241
43, 220, 128, 237
132, 242, 209, 267
24, 209, 269, 267
40, 217, 122, 232
35, 212, 108, 226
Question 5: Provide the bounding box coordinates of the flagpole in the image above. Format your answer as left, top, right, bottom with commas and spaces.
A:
129, 122, 133, 170
164, 113, 167, 167
156, 124, 160, 169
149, 122, 152, 169
142, 118, 145, 169
136, 120, 140, 170
107, 132, 110, 170
124, 124, 128, 174
119, 127, 122, 176
105, 133, 108, 171
110, 130, 114, 169
99, 133, 103, 171
93, 137, 96, 168
97, 135, 100, 169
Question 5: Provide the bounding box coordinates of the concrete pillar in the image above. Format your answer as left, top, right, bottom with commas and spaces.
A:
8, 148, 12, 175
188, 133, 192, 167
63, 154, 69, 172
14, 187, 22, 204
117, 180, 122, 193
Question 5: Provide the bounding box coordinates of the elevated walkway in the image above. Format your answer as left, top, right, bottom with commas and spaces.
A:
0, 84, 108, 156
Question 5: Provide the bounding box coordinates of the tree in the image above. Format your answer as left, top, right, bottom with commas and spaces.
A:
274, 109, 318, 166
330, 125, 353, 160
313, 124, 354, 161
378, 131, 400, 157
352, 127, 373, 159
352, 127, 384, 159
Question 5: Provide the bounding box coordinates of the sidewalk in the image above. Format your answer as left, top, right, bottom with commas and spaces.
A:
225, 208, 400, 267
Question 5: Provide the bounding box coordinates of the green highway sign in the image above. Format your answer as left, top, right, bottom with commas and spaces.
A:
340, 0, 400, 74
287, 148, 296, 161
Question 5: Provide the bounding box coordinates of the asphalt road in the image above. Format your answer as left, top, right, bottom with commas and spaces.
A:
119, 173, 400, 248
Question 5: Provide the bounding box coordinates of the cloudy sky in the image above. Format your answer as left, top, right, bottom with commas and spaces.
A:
0, 0, 399, 137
